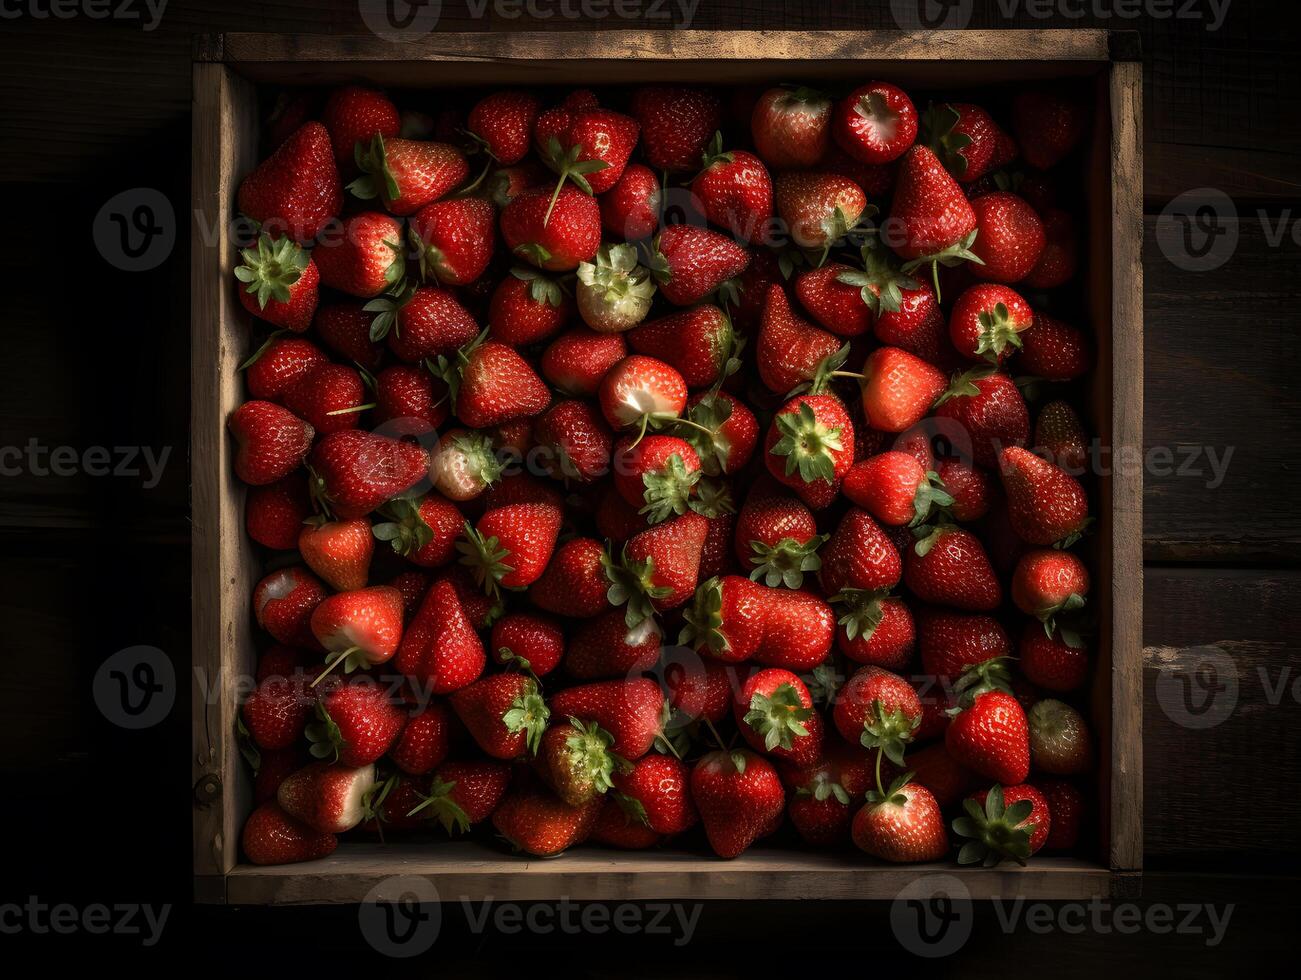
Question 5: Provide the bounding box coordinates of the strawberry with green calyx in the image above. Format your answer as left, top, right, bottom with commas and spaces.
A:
604, 511, 708, 628
370, 497, 433, 558
852, 769, 949, 863
576, 243, 656, 333
645, 224, 751, 307
949, 283, 1033, 365
766, 398, 847, 492
490, 268, 573, 346
408, 196, 496, 286
690, 131, 774, 243
837, 243, 925, 319
639, 452, 701, 524
945, 673, 1031, 786
536, 107, 638, 223
307, 682, 406, 767
832, 664, 922, 750
405, 775, 473, 835
540, 717, 624, 807
612, 434, 702, 523
458, 502, 562, 598
450, 673, 550, 759
1012, 548, 1091, 636
773, 171, 871, 259
841, 451, 955, 528
690, 749, 786, 859
430, 327, 551, 430
235, 234, 319, 332
889, 145, 985, 302
313, 212, 406, 299
953, 784, 1043, 867
678, 391, 759, 477
597, 354, 689, 446
735, 668, 822, 766
833, 591, 914, 670
307, 586, 406, 686
430, 428, 504, 502
934, 368, 1029, 470
922, 102, 1007, 185
347, 133, 468, 216
678, 574, 766, 663
858, 694, 922, 770
950, 655, 1015, 707
749, 532, 825, 590
501, 184, 602, 272
998, 446, 1091, 547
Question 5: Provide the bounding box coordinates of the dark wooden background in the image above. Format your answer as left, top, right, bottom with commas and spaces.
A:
0, 0, 1297, 968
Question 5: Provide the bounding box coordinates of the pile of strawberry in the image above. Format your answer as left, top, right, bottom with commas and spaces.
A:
231, 81, 1097, 867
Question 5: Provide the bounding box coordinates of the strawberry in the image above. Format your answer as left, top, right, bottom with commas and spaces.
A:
681, 390, 759, 477
349, 135, 467, 216
1023, 207, 1078, 288
646, 225, 750, 307
851, 776, 949, 863
1012, 89, 1087, 170
530, 537, 612, 619
459, 501, 562, 596
242, 801, 337, 865
563, 610, 661, 680
393, 576, 486, 694
533, 399, 614, 484
429, 429, 503, 502
409, 196, 496, 285
242, 673, 314, 751
605, 754, 698, 840
631, 85, 721, 172
998, 446, 1090, 546
1034, 399, 1088, 474
600, 163, 661, 241
314, 303, 385, 371
308, 585, 405, 681
549, 678, 665, 760
945, 684, 1031, 786
933, 368, 1029, 469
243, 334, 329, 402
887, 145, 981, 300
372, 365, 448, 435
237, 122, 343, 243
733, 484, 823, 588
706, 578, 833, 672
489, 268, 573, 345
728, 246, 782, 334
831, 665, 922, 753
859, 347, 947, 433
313, 212, 405, 298
309, 681, 406, 767
841, 451, 953, 527
501, 185, 602, 272
908, 743, 975, 807
691, 749, 786, 858
251, 746, 308, 805
905, 525, 1002, 611
491, 611, 565, 677
774, 172, 867, 252
488, 160, 548, 208
691, 134, 773, 242
254, 566, 328, 648
794, 263, 874, 337
413, 759, 513, 830
764, 394, 855, 510
309, 429, 429, 520
576, 244, 656, 333
665, 655, 735, 724
1039, 779, 1084, 851
750, 86, 832, 168
1019, 622, 1088, 692
852, 250, 951, 364
449, 673, 549, 760
1017, 312, 1091, 381
388, 702, 453, 775
245, 474, 312, 550
1012, 548, 1090, 631
832, 81, 917, 165
605, 511, 708, 626
922, 102, 1006, 184
276, 760, 378, 834
282, 363, 370, 435
536, 105, 639, 207
537, 716, 622, 807
949, 283, 1033, 364
438, 335, 551, 430
919, 609, 1011, 683
934, 456, 993, 521
388, 570, 431, 621
368, 283, 478, 362
1028, 699, 1093, 775
229, 400, 313, 485
235, 235, 319, 332
834, 592, 915, 670
597, 355, 688, 435
735, 668, 823, 767
467, 90, 542, 165
755, 285, 841, 395
958, 784, 1051, 865
627, 305, 736, 390
321, 86, 400, 171
968, 192, 1045, 284
541, 327, 626, 396
613, 434, 701, 521
491, 786, 602, 857
819, 508, 902, 597
298, 517, 373, 591
784, 742, 875, 846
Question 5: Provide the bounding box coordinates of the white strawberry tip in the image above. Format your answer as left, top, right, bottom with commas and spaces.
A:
255, 569, 300, 619
335, 765, 381, 832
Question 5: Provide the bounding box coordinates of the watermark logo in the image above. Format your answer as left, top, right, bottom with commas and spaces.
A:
93, 188, 175, 272
890, 874, 973, 957
890, 0, 975, 29
358, 0, 443, 42
1154, 645, 1239, 730
93, 646, 175, 729
359, 875, 443, 957
1156, 187, 1239, 272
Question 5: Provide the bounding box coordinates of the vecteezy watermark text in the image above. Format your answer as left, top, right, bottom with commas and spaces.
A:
0, 897, 171, 946
0, 439, 172, 489
0, 0, 169, 31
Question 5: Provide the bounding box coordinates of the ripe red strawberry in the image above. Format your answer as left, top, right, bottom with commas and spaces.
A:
388, 702, 452, 775
1012, 89, 1086, 170
968, 192, 1045, 284
321, 86, 400, 171
254, 566, 327, 648
235, 235, 319, 332
933, 368, 1029, 469
597, 355, 688, 434
491, 611, 565, 677
313, 212, 405, 298
541, 327, 626, 396
538, 717, 621, 806
251, 746, 308, 805
530, 537, 611, 619
532, 399, 613, 484
999, 446, 1090, 546
491, 786, 602, 857
282, 363, 369, 435
449, 673, 549, 760
368, 284, 477, 362
276, 760, 378, 834
237, 122, 343, 243
242, 801, 337, 865
859, 346, 946, 433
308, 585, 405, 681
563, 610, 660, 679
1029, 699, 1093, 775
887, 145, 980, 299
774, 172, 867, 252
691, 135, 773, 243
832, 81, 917, 165
459, 501, 562, 596
309, 681, 406, 767
763, 393, 855, 510
905, 525, 1002, 611
489, 269, 573, 347
959, 784, 1051, 864
1039, 779, 1084, 851
691, 749, 786, 858
414, 759, 514, 830
833, 592, 915, 669
488, 160, 548, 208
501, 185, 602, 272
1017, 312, 1091, 381
409, 196, 495, 285
1019, 622, 1088, 692
852, 776, 949, 863
309, 429, 429, 520
916, 611, 1007, 689
664, 654, 735, 725
393, 576, 486, 694
646, 225, 750, 307
440, 336, 551, 430
245, 474, 311, 550
1034, 399, 1088, 474
1012, 548, 1091, 629
537, 105, 639, 205
243, 334, 329, 402
575, 243, 656, 333
608, 753, 698, 838
728, 246, 781, 334
751, 86, 832, 168
682, 390, 759, 477
841, 451, 952, 527
372, 365, 449, 434
612, 434, 701, 520
1023, 207, 1078, 288
242, 673, 314, 751
946, 687, 1031, 786
314, 303, 385, 371
794, 263, 874, 337
934, 456, 993, 521
783, 741, 875, 846
550, 678, 665, 760
468, 90, 542, 165
627, 305, 736, 390
908, 743, 975, 807
298, 517, 373, 591
733, 483, 823, 588
735, 668, 823, 767
756, 285, 841, 395
949, 283, 1033, 364
349, 135, 467, 216
599, 163, 660, 240
923, 102, 1007, 184
832, 665, 922, 751
229, 400, 313, 485
819, 508, 901, 597
631, 85, 721, 172
857, 253, 951, 365
606, 510, 708, 626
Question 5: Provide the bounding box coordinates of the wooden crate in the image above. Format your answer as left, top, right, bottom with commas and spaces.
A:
192, 30, 1143, 905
